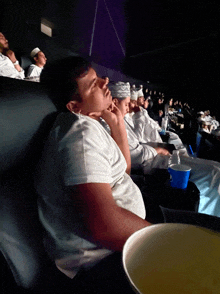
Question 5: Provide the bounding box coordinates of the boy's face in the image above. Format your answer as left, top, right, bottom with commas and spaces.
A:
0, 33, 9, 51
35, 51, 47, 67
137, 96, 144, 106
75, 67, 112, 116
129, 100, 137, 111
116, 97, 130, 118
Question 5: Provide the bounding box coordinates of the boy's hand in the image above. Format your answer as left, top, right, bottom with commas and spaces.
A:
154, 147, 170, 156
101, 103, 124, 128
101, 103, 131, 174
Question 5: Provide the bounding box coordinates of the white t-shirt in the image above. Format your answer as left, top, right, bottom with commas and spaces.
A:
35, 112, 146, 278
26, 64, 43, 82
0, 53, 24, 79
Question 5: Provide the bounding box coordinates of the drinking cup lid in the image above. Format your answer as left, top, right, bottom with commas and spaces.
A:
169, 164, 191, 172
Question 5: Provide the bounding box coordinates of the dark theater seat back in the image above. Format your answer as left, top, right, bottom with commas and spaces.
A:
0, 76, 62, 291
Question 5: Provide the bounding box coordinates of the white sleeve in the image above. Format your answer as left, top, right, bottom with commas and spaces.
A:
60, 133, 113, 186
124, 119, 157, 166
0, 62, 25, 79
148, 117, 161, 130
132, 111, 163, 144
132, 111, 146, 142
130, 141, 158, 166
143, 109, 161, 130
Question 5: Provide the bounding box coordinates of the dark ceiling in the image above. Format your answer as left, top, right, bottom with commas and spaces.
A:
123, 0, 219, 105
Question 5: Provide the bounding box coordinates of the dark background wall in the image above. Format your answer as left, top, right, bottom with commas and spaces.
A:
123, 0, 219, 114
1, 0, 219, 119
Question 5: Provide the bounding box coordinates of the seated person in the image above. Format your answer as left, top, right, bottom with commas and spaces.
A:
151, 96, 164, 117
0, 32, 24, 79
211, 116, 220, 130
108, 81, 170, 168
26, 47, 47, 82
108, 82, 220, 219
197, 111, 219, 132
137, 90, 186, 151
127, 87, 186, 152
164, 98, 175, 115
200, 120, 214, 135
157, 109, 163, 127
35, 56, 151, 293
128, 88, 162, 135
197, 111, 205, 123
143, 96, 149, 110
144, 96, 156, 119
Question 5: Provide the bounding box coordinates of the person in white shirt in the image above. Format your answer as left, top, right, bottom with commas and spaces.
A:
200, 120, 213, 134
26, 47, 47, 82
35, 56, 151, 293
202, 110, 219, 131
198, 110, 219, 135
211, 116, 220, 130
127, 96, 163, 144
134, 88, 187, 152
0, 32, 24, 79
108, 82, 170, 170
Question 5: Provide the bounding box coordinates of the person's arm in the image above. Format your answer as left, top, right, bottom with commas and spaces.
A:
132, 111, 163, 144
5, 49, 24, 73
101, 104, 131, 174
124, 118, 158, 165
154, 147, 170, 156
67, 182, 151, 251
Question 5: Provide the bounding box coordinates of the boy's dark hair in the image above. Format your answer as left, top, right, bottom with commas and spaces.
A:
40, 56, 91, 111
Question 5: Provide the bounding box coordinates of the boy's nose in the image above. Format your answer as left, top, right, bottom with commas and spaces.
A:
100, 76, 109, 88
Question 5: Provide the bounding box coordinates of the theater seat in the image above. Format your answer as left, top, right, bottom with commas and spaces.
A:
19, 55, 32, 76
195, 131, 202, 156
160, 206, 220, 233
0, 77, 75, 293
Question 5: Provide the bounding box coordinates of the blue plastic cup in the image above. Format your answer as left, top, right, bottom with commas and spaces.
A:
168, 164, 191, 189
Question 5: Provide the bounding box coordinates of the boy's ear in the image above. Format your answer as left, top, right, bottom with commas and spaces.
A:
66, 100, 81, 113
34, 56, 38, 62
112, 98, 119, 106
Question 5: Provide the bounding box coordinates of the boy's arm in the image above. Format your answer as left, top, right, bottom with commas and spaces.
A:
68, 182, 151, 251
101, 104, 131, 174
5, 49, 24, 73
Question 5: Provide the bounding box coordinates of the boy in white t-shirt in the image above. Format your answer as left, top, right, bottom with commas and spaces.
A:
36, 56, 151, 293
